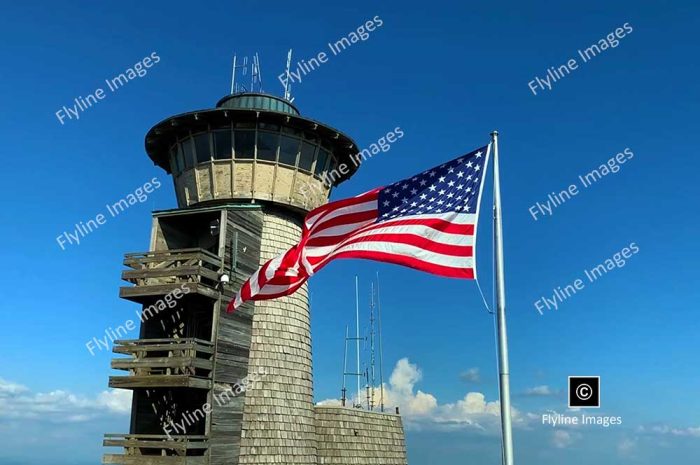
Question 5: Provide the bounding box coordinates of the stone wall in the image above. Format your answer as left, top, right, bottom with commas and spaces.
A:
238, 208, 317, 465
315, 406, 408, 465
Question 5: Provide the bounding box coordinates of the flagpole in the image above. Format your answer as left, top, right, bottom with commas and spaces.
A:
491, 130, 514, 465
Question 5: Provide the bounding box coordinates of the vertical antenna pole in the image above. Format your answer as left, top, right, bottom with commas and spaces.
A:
369, 282, 376, 411
355, 275, 361, 406
284, 49, 293, 101
492, 130, 515, 465
376, 272, 385, 412
230, 55, 237, 94
341, 325, 349, 406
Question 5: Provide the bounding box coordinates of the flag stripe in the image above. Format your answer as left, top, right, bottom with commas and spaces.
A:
227, 146, 490, 312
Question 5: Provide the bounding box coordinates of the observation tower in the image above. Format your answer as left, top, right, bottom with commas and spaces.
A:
102, 89, 408, 465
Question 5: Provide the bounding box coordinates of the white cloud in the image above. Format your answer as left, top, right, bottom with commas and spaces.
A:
524, 385, 558, 396
617, 438, 636, 456
552, 430, 575, 448
638, 424, 700, 438
459, 368, 481, 383
319, 358, 528, 434
0, 378, 131, 422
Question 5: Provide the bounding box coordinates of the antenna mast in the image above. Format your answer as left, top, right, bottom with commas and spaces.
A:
376, 272, 385, 412
341, 325, 349, 406
251, 52, 263, 93
283, 49, 293, 101
355, 275, 361, 406
369, 282, 377, 410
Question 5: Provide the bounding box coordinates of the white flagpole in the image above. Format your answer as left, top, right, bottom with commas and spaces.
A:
491, 130, 514, 465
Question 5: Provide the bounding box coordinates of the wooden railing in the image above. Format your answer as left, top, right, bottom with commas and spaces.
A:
122, 248, 222, 287
103, 434, 208, 464
111, 338, 214, 378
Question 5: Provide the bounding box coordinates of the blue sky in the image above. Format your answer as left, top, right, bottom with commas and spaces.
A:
1, 1, 698, 464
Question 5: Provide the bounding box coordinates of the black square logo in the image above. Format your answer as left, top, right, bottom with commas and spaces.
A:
568, 376, 600, 408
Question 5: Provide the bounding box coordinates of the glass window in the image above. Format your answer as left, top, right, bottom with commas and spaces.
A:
234, 130, 255, 159
299, 141, 316, 172
259, 122, 280, 131
194, 133, 211, 163
282, 126, 302, 137
235, 121, 255, 129
303, 132, 319, 143
213, 129, 232, 159
257, 131, 279, 161
279, 135, 300, 166
314, 149, 330, 176
169, 152, 178, 174
176, 144, 185, 172
182, 137, 195, 168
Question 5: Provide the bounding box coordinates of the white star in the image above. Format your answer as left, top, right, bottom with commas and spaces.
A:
446, 203, 453, 208
392, 206, 399, 212
466, 175, 473, 181
456, 184, 464, 190
401, 197, 408, 203
448, 167, 455, 173
464, 205, 471, 211
392, 192, 399, 198
401, 184, 409, 190
429, 185, 437, 191
438, 176, 446, 183
400, 209, 407, 213
457, 171, 464, 178
420, 193, 427, 200
438, 189, 446, 195
456, 158, 464, 164
437, 200, 444, 205
475, 151, 482, 158
448, 180, 455, 187
382, 200, 390, 207
466, 187, 472, 193
410, 188, 418, 195
447, 192, 454, 198
428, 171, 436, 177
419, 179, 427, 186
474, 177, 479, 183
410, 201, 418, 207
475, 165, 481, 171
456, 195, 463, 200
429, 197, 436, 203
436, 209, 443, 213
385, 188, 392, 193
466, 161, 473, 168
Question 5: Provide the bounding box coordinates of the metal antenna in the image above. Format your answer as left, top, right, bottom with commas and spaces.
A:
230, 55, 236, 94
251, 53, 263, 93
355, 275, 361, 406
341, 325, 349, 406
283, 49, 293, 101
376, 272, 385, 412
369, 282, 377, 411
341, 278, 366, 409
231, 55, 249, 93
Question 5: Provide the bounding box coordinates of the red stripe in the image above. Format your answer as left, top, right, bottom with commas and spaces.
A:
306, 234, 473, 266
305, 216, 474, 248
305, 189, 379, 228
309, 208, 378, 235
329, 250, 474, 279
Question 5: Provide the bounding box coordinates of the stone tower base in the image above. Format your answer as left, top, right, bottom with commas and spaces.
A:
315, 406, 408, 465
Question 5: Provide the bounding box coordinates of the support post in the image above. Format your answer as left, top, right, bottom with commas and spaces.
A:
491, 130, 514, 465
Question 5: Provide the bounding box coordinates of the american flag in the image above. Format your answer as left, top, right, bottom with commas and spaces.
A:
227, 145, 491, 313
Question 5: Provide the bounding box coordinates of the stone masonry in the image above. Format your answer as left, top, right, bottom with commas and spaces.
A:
239, 208, 317, 464
238, 207, 409, 465
315, 406, 408, 465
